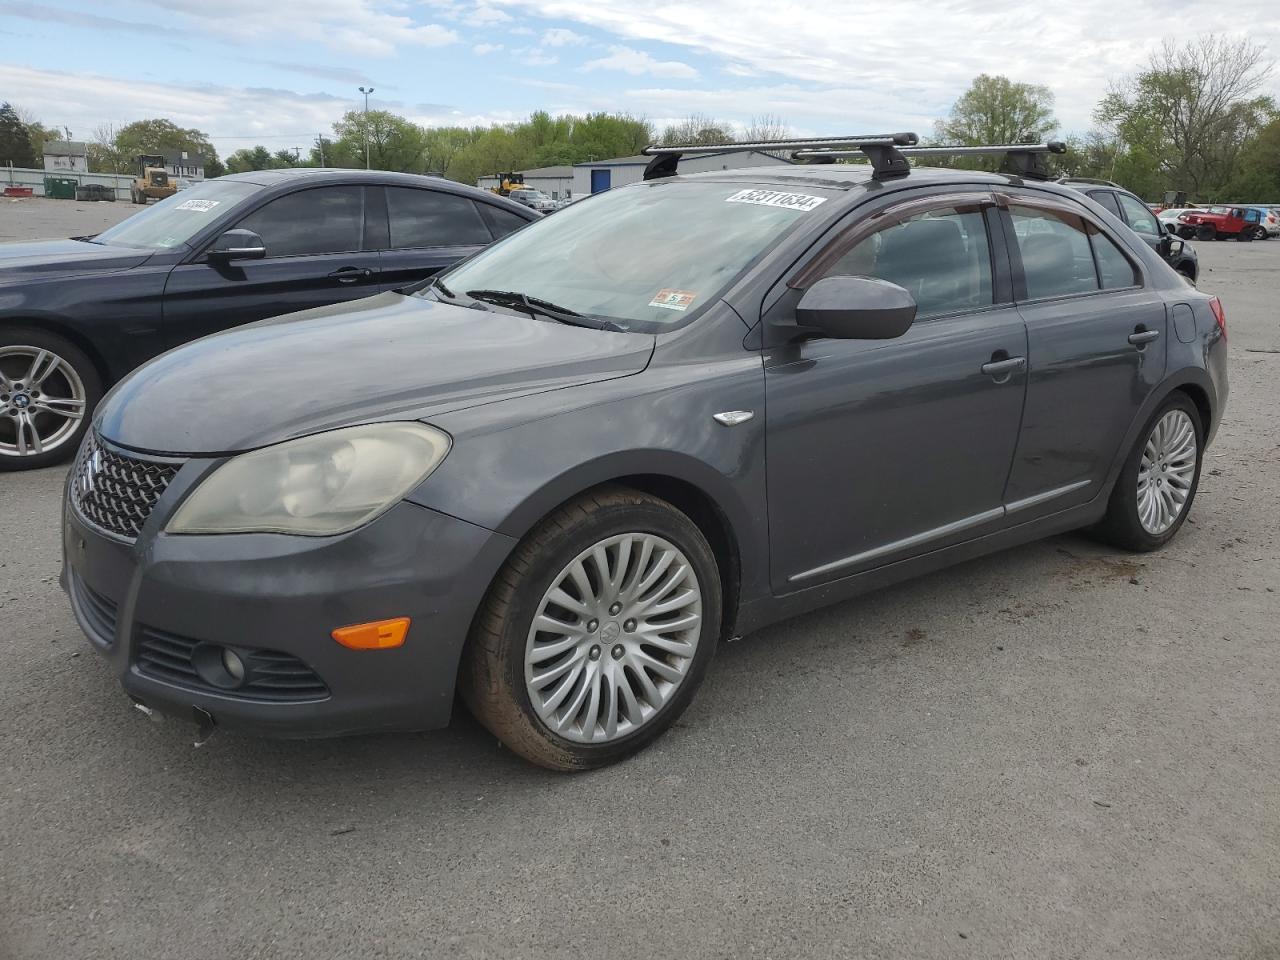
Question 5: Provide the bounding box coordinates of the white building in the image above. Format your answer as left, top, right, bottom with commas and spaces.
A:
42, 141, 89, 173
572, 150, 793, 196
477, 150, 793, 201
476, 165, 575, 200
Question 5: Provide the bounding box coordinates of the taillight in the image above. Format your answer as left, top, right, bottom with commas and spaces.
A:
1208, 297, 1227, 339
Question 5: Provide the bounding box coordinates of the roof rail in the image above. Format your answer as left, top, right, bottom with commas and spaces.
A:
793, 141, 1068, 180
1055, 175, 1120, 188
641, 133, 920, 182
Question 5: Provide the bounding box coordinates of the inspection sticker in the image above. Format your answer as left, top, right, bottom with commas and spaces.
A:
725, 189, 827, 212
649, 289, 698, 311
175, 199, 220, 212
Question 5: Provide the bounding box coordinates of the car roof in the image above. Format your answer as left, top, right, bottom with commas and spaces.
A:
214, 167, 536, 217
664, 162, 1094, 200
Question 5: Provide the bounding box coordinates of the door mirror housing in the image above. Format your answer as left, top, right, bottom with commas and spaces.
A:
209, 229, 267, 262
792, 276, 916, 340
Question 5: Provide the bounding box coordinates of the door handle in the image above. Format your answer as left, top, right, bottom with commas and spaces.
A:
329, 266, 371, 284
980, 356, 1026, 382
1128, 329, 1161, 346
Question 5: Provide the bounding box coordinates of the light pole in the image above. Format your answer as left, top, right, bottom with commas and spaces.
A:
358, 86, 374, 170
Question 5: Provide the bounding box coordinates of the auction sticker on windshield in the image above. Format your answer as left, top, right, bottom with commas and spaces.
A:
725, 189, 826, 212
175, 199, 221, 212
649, 289, 697, 311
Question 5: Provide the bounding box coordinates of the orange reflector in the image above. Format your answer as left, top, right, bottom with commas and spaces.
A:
331, 617, 410, 650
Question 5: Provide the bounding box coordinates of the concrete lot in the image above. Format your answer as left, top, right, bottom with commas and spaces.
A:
1, 200, 1277, 960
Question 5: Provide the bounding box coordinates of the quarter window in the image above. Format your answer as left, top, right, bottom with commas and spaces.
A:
1089, 190, 1123, 218
236, 186, 365, 258
1008, 205, 1099, 300
387, 188, 491, 248
478, 204, 531, 239
823, 205, 994, 320
1089, 228, 1139, 289
1115, 193, 1160, 236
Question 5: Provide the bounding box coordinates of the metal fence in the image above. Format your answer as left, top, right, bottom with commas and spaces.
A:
3, 165, 136, 200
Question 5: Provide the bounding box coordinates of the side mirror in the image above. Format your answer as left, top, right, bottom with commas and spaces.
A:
793, 276, 916, 340
209, 229, 266, 262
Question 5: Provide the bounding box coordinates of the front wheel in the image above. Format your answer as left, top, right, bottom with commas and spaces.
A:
461, 486, 722, 771
1237, 228, 1254, 242
0, 328, 101, 470
1094, 394, 1203, 552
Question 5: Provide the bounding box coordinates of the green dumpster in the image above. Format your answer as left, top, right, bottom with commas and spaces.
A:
44, 177, 78, 200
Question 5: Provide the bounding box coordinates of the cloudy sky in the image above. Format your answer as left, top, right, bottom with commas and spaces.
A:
2, 0, 1278, 159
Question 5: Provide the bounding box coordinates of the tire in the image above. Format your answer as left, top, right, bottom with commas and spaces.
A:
1195, 224, 1216, 241
1252, 226, 1268, 241
1177, 227, 1195, 240
0, 327, 102, 471
1093, 394, 1203, 552
460, 485, 722, 771
1237, 228, 1253, 242
1176, 264, 1197, 286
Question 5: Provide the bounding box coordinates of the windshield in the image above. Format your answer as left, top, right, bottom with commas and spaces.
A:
93, 179, 261, 249
437, 179, 834, 331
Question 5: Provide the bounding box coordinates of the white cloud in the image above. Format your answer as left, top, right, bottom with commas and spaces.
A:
541, 27, 587, 47
487, 0, 1280, 133
473, 42, 504, 54
464, 3, 511, 25
582, 45, 697, 80
517, 49, 559, 67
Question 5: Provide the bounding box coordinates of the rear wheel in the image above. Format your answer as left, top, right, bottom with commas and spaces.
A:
0, 328, 101, 470
461, 486, 721, 771
1094, 394, 1203, 552
1251, 226, 1268, 241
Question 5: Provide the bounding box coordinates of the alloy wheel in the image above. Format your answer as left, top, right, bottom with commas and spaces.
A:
1136, 409, 1197, 535
0, 346, 88, 459
524, 532, 703, 744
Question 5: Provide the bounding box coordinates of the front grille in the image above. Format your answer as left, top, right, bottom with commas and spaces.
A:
70, 573, 119, 647
136, 627, 330, 703
70, 433, 183, 541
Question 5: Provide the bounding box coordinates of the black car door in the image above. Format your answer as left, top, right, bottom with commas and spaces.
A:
763, 192, 1029, 592
999, 193, 1167, 520
375, 187, 508, 292
161, 184, 382, 347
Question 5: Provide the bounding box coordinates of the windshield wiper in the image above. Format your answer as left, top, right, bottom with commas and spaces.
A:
465, 289, 623, 332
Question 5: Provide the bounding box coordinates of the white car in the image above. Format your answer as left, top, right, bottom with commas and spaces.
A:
1157, 207, 1197, 229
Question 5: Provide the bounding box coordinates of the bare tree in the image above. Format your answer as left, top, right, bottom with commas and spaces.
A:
659, 114, 736, 146
87, 123, 127, 174
1097, 36, 1275, 196
741, 114, 791, 143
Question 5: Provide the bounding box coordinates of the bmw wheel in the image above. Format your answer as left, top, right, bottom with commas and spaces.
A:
461, 486, 721, 771
0, 328, 102, 471
1094, 394, 1203, 552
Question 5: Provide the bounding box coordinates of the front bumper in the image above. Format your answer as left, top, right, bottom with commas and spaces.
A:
61, 466, 516, 738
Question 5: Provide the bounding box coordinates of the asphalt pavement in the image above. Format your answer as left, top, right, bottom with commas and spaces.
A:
1, 200, 1277, 960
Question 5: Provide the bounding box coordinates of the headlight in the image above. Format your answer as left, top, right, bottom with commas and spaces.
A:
167, 422, 451, 536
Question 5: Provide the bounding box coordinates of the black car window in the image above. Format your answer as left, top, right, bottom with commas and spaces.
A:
387, 187, 492, 248
823, 205, 993, 321
1089, 227, 1139, 289
1088, 190, 1123, 218
1115, 192, 1160, 237
236, 186, 365, 258
1008, 205, 1098, 300
478, 204, 531, 240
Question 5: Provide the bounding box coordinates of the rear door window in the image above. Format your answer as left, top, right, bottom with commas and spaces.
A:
478, 204, 533, 240
823, 204, 994, 320
236, 186, 365, 258
387, 187, 492, 248
1008, 205, 1099, 300
1088, 190, 1123, 218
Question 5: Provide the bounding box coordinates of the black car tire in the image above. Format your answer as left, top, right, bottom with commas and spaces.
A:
1196, 225, 1216, 241
0, 327, 102, 471
1093, 393, 1203, 553
1177, 227, 1195, 240
1251, 226, 1267, 241
1237, 228, 1253, 242
460, 485, 722, 771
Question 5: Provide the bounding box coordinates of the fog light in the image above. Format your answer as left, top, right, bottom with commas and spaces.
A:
221, 648, 246, 683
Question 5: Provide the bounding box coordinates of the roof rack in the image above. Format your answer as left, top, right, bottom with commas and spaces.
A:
1055, 175, 1120, 188
641, 132, 920, 182
792, 141, 1068, 180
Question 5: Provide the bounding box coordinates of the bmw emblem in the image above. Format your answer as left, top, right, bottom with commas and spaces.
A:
13, 393, 29, 409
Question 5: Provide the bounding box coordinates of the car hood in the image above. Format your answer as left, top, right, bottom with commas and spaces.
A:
0, 238, 154, 281
96, 291, 655, 455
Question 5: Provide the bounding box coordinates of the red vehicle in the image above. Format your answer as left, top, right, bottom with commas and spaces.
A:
1176, 205, 1265, 241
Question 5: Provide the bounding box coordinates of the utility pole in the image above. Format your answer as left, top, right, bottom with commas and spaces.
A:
317, 134, 325, 166
358, 86, 374, 170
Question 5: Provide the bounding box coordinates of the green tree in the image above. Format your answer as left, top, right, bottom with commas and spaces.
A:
0, 102, 38, 167
331, 109, 428, 172
225, 146, 275, 173
1224, 117, 1280, 200
937, 74, 1058, 147
111, 118, 222, 176
1097, 36, 1275, 199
